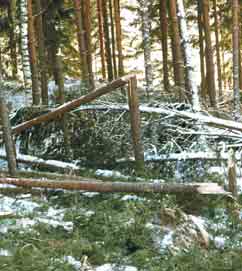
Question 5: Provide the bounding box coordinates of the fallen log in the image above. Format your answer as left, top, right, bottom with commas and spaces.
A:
0, 177, 229, 195
0, 149, 79, 172
12, 76, 130, 135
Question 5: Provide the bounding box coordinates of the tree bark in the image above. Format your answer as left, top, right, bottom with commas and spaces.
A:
202, 0, 216, 106
35, 0, 48, 105
27, 0, 41, 105
114, 0, 124, 77
0, 96, 17, 176
232, 0, 240, 119
159, 0, 169, 92
168, 0, 185, 101
213, 0, 223, 98
102, 0, 114, 81
97, 0, 106, 79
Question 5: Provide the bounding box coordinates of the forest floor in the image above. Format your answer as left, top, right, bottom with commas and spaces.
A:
1, 80, 242, 270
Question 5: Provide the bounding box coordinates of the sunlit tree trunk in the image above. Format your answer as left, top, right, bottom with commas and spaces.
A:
202, 0, 216, 106
97, 0, 106, 79
137, 0, 153, 94
27, 0, 40, 105
102, 0, 113, 81
35, 0, 48, 105
232, 0, 240, 118
159, 0, 169, 92
213, 0, 223, 98
8, 0, 18, 79
197, 0, 206, 99
168, 0, 185, 101
114, 0, 124, 77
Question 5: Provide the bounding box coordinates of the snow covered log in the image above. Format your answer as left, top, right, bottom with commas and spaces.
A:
0, 177, 229, 195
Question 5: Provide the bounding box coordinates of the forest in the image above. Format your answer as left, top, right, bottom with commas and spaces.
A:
0, 0, 242, 270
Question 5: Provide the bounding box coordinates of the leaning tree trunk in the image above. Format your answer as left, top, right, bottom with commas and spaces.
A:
137, 0, 153, 95
177, 0, 201, 111
27, 0, 40, 105
213, 0, 223, 99
19, 0, 32, 103
97, 0, 106, 79
8, 0, 18, 79
232, 0, 240, 119
0, 94, 17, 176
159, 0, 169, 92
114, 0, 124, 77
35, 0, 48, 105
202, 0, 216, 107
168, 0, 185, 101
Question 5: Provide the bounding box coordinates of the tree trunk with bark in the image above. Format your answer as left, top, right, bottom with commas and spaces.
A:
232, 0, 240, 119
202, 0, 216, 106
35, 0, 48, 105
27, 0, 40, 105
159, 0, 169, 92
97, 0, 106, 79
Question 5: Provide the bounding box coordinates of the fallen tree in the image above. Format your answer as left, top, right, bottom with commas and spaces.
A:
0, 176, 229, 195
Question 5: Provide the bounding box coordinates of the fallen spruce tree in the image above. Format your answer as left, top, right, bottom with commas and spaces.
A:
0, 176, 228, 195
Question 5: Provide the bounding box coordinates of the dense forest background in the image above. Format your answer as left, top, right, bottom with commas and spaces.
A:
0, 0, 242, 270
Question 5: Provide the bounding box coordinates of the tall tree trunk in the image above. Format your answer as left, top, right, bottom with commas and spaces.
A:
102, 0, 113, 81
213, 0, 223, 98
8, 0, 18, 79
97, 0, 106, 79
35, 0, 48, 105
82, 0, 95, 89
159, 0, 169, 92
168, 0, 185, 101
109, 0, 118, 78
232, 0, 240, 118
114, 0, 124, 77
138, 0, 153, 95
0, 95, 17, 176
197, 0, 206, 99
73, 0, 89, 86
27, 0, 40, 105
177, 0, 200, 111
19, 0, 32, 103
202, 0, 216, 106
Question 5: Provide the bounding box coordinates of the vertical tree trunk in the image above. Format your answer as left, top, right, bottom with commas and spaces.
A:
177, 0, 200, 111
0, 96, 17, 176
97, 0, 106, 79
82, 0, 95, 89
73, 0, 89, 86
202, 0, 216, 106
138, 0, 153, 95
8, 0, 18, 79
109, 0, 118, 79
19, 0, 32, 102
168, 0, 185, 101
213, 0, 223, 99
102, 0, 113, 81
114, 0, 124, 77
159, 0, 169, 92
35, 0, 48, 105
27, 0, 40, 105
232, 0, 240, 118
197, 0, 206, 99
